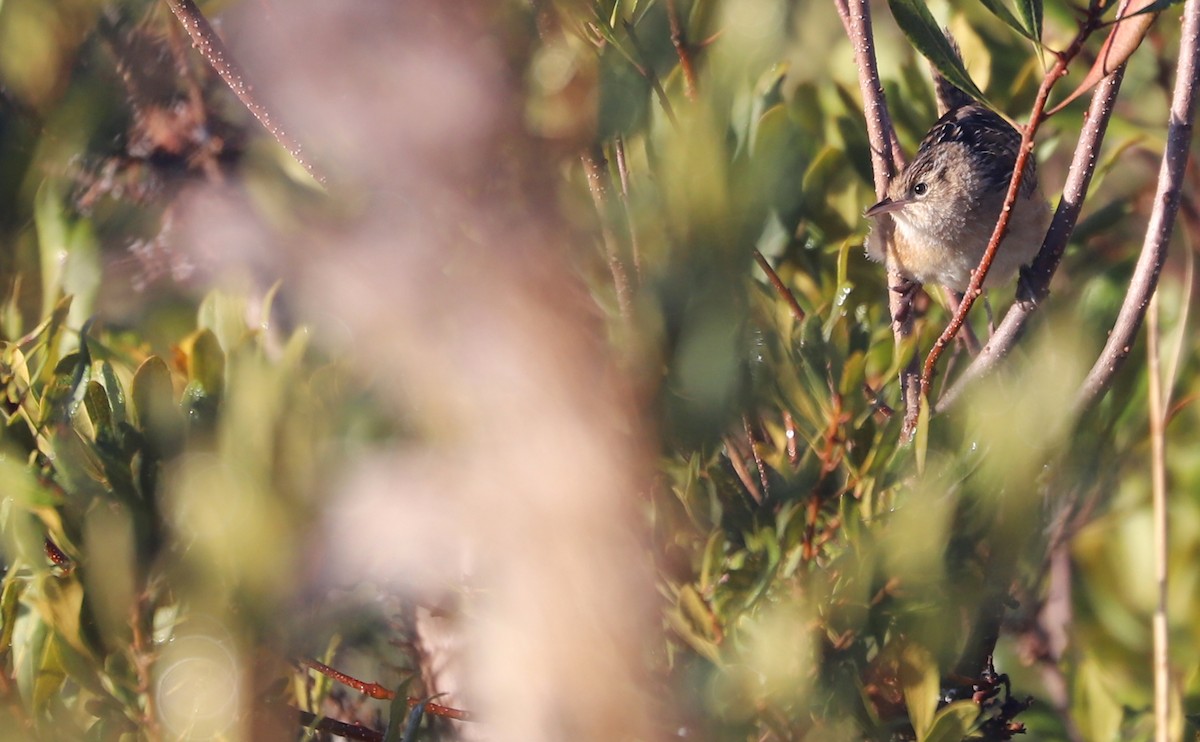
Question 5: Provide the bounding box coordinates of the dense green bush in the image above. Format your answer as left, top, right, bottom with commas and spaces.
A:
0, 1, 1197, 741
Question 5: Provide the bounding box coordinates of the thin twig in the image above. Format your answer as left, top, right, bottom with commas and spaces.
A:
612, 136, 642, 278
582, 147, 635, 319
936, 67, 1127, 411
299, 659, 472, 722
920, 16, 1101, 404
666, 0, 698, 100
944, 291, 982, 356
1147, 290, 1170, 742
753, 249, 806, 322
782, 409, 800, 466
1075, 0, 1200, 412
622, 19, 679, 127
131, 594, 163, 742
161, 0, 326, 184
743, 415, 771, 500
725, 434, 764, 505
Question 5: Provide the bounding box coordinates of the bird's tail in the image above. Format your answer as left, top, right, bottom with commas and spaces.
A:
930, 30, 974, 115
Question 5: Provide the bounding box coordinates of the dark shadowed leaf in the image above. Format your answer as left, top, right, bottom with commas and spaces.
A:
886, 0, 989, 104
978, 0, 1037, 40
1014, 0, 1043, 41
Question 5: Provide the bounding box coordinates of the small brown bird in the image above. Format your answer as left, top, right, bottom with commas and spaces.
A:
865, 101, 1051, 294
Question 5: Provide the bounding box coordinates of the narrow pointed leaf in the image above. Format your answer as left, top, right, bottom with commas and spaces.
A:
978, 0, 1037, 40
1049, 0, 1162, 114
924, 701, 980, 742
1014, 0, 1043, 41
887, 0, 990, 104
899, 642, 939, 739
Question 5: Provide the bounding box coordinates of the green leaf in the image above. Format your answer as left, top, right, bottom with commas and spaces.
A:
899, 642, 939, 739
668, 585, 723, 664
923, 700, 980, 742
83, 380, 113, 440
0, 456, 61, 509
1049, 0, 1163, 114
977, 0, 1035, 40
184, 329, 225, 398
99, 361, 127, 427
886, 0, 990, 105
34, 184, 99, 325
382, 683, 416, 742
1014, 0, 1042, 41
131, 356, 181, 456
198, 290, 251, 354
0, 575, 24, 655
31, 629, 68, 714
34, 183, 69, 318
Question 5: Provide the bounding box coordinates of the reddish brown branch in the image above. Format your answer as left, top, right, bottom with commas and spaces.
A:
666, 0, 698, 100
753, 249, 806, 322
299, 659, 473, 722
131, 594, 163, 742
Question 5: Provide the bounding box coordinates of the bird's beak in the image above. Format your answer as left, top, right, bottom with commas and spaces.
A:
864, 197, 910, 218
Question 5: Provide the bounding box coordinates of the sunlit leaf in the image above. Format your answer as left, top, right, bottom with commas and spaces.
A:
1049, 0, 1164, 114
899, 642, 939, 739
923, 700, 979, 742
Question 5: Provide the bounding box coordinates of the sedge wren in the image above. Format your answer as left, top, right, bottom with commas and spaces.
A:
865, 96, 1051, 294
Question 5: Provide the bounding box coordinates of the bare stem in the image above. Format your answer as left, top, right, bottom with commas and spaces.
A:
1075, 0, 1200, 412
744, 415, 771, 499
162, 0, 326, 184
753, 249, 806, 322
612, 136, 643, 278
622, 19, 679, 127
582, 147, 635, 320
1147, 291, 1170, 742
666, 0, 698, 100
834, 0, 901, 191
299, 659, 472, 722
834, 0, 921, 435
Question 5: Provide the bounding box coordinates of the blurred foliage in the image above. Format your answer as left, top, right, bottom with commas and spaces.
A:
0, 0, 1196, 741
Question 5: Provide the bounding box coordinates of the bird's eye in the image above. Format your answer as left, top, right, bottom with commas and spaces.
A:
913, 182, 928, 196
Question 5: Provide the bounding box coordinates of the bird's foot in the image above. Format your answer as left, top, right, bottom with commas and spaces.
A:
1015, 265, 1041, 310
